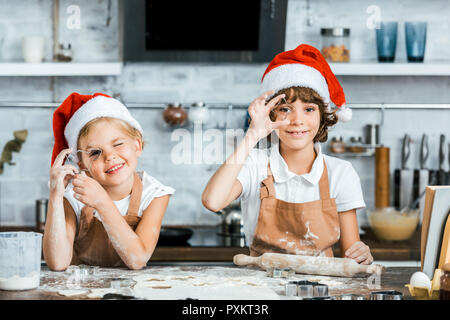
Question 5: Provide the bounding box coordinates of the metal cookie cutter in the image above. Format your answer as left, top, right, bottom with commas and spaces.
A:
370, 290, 403, 300
74, 264, 100, 278
295, 280, 316, 298
109, 278, 136, 289
285, 282, 298, 296
313, 283, 329, 297
339, 293, 365, 300
307, 296, 337, 300
266, 267, 294, 278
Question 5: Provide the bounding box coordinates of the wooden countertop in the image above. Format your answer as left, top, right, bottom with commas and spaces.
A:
0, 265, 419, 300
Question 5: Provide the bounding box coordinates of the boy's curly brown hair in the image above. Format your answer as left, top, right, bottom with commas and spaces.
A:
269, 86, 338, 143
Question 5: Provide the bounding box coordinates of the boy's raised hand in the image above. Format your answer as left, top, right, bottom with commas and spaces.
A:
247, 90, 290, 141
49, 148, 79, 197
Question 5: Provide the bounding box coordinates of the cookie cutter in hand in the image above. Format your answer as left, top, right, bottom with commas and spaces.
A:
270, 96, 294, 121
64, 152, 90, 174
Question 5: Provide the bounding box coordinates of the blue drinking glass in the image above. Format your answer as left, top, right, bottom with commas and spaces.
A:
376, 22, 398, 62
405, 22, 427, 62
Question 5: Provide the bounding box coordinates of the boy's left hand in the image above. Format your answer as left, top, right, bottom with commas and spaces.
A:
345, 241, 373, 265
72, 171, 111, 209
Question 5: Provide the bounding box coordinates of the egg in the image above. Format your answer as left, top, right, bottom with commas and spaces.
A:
409, 271, 431, 290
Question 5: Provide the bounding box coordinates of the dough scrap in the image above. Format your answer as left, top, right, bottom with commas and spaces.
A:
87, 288, 118, 299
57, 289, 89, 297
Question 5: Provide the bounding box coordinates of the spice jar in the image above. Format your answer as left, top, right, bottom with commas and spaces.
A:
320, 28, 350, 62
55, 43, 73, 62
329, 136, 346, 153
440, 263, 450, 300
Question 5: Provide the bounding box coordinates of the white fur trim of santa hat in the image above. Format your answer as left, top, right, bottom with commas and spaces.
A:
64, 95, 143, 163
260, 63, 352, 122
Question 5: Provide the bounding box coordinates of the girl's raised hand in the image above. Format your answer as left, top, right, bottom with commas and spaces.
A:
49, 148, 79, 197
247, 90, 290, 141
72, 171, 110, 209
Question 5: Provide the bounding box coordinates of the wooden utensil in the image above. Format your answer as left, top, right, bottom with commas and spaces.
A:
375, 146, 390, 208
233, 253, 385, 278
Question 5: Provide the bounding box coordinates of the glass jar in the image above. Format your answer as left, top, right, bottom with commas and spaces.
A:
55, 43, 73, 62
188, 101, 209, 125
320, 28, 350, 62
440, 263, 450, 300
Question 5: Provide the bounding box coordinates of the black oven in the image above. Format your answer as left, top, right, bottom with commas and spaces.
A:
122, 0, 287, 62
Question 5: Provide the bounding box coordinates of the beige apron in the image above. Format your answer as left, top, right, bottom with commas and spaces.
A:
250, 160, 340, 257
71, 173, 142, 267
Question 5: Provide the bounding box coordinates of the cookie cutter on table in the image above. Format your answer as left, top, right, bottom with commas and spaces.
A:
109, 278, 136, 289
338, 293, 365, 300
66, 265, 100, 276
304, 296, 337, 300
370, 290, 403, 300
285, 282, 298, 296
285, 280, 329, 299
266, 267, 294, 278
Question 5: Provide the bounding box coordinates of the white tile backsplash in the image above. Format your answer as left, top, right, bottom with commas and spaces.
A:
0, 0, 449, 226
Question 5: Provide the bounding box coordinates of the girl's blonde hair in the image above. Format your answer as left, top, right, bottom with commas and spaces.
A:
77, 117, 145, 150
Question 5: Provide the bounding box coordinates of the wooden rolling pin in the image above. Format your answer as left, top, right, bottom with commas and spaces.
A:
234, 253, 385, 278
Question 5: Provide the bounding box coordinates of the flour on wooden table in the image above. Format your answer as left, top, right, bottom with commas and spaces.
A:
132, 269, 281, 300
40, 265, 365, 299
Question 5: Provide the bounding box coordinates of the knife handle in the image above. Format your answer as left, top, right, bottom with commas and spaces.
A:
420, 134, 428, 169
402, 134, 411, 169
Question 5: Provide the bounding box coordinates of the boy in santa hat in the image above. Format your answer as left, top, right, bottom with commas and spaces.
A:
203, 44, 372, 263
43, 93, 175, 270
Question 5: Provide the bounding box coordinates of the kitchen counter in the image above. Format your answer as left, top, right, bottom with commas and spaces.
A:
151, 225, 421, 262
0, 263, 419, 300
0, 225, 421, 262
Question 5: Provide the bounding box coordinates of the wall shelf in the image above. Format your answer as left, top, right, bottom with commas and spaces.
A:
0, 102, 450, 110
0, 62, 122, 76
0, 61, 449, 77
329, 61, 450, 76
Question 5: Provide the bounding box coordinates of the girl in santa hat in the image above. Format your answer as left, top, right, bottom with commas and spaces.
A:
43, 93, 175, 270
203, 44, 373, 264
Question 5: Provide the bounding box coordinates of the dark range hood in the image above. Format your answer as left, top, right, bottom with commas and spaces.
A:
122, 0, 287, 63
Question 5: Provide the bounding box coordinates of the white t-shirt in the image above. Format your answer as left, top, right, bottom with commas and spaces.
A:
237, 143, 365, 246
64, 171, 175, 225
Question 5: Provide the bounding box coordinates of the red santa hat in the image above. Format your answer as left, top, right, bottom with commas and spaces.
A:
51, 92, 143, 165
260, 44, 351, 122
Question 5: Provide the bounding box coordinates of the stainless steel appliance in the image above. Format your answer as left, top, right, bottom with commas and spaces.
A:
215, 201, 246, 247
122, 0, 288, 62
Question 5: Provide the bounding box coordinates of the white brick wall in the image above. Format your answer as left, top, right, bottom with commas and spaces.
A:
0, 0, 449, 226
